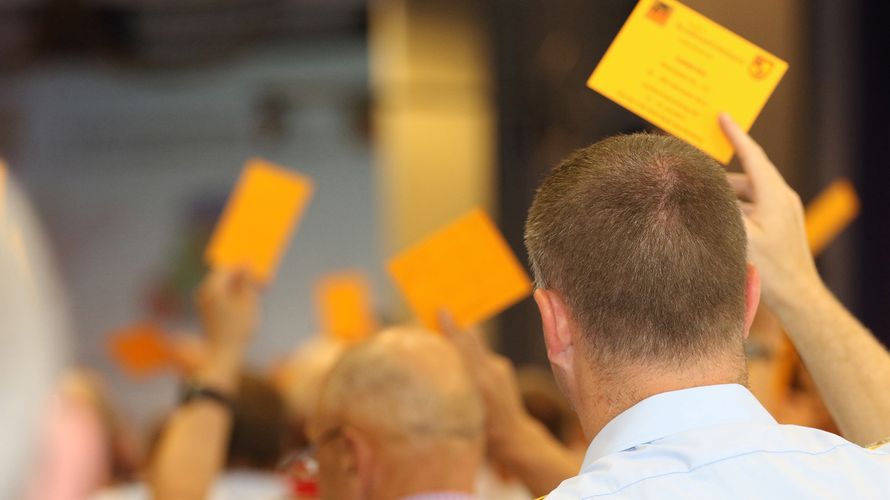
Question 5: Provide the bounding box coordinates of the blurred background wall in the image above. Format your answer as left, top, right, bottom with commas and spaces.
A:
0, 0, 376, 432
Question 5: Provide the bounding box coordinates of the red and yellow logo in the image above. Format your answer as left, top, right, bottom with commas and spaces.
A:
646, 1, 673, 25
749, 55, 775, 80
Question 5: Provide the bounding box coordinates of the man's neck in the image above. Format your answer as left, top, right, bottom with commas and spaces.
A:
371, 447, 480, 500
575, 360, 747, 441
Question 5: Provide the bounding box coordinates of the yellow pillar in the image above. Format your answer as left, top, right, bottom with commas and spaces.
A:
370, 0, 495, 258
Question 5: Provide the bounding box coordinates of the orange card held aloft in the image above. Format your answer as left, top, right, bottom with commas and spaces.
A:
206, 159, 314, 284
315, 271, 376, 342
388, 208, 533, 330
805, 179, 860, 256
107, 322, 172, 377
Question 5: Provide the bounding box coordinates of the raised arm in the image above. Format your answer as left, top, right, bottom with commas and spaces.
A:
720, 113, 890, 446
439, 313, 582, 496
149, 269, 259, 499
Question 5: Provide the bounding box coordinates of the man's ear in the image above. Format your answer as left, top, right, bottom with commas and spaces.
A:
534, 288, 575, 370
340, 426, 374, 492
743, 263, 761, 340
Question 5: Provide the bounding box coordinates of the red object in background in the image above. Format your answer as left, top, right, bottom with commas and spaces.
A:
292, 478, 319, 498
280, 450, 321, 499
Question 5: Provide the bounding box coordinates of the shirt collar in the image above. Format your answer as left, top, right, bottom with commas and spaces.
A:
581, 384, 776, 471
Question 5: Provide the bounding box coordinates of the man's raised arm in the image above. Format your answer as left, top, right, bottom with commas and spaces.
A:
720, 113, 890, 446
149, 269, 259, 499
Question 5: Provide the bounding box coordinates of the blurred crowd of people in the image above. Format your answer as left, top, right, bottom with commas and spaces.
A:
2, 115, 890, 499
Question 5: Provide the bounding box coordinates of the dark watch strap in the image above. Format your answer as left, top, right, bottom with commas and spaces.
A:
180, 382, 235, 413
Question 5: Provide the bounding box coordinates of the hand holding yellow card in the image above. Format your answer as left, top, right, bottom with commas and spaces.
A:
805, 179, 859, 256
315, 271, 376, 342
588, 0, 788, 163
206, 159, 314, 284
388, 209, 533, 330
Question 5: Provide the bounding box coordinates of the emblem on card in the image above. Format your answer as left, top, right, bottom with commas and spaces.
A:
749, 55, 775, 80
646, 1, 673, 25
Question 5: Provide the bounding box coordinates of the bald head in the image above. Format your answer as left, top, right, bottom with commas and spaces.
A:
315, 328, 484, 446
311, 329, 485, 499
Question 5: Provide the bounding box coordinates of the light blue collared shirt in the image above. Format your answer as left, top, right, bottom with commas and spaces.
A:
547, 384, 890, 499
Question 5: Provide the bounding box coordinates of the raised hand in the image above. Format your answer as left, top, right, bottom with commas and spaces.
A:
719, 113, 822, 309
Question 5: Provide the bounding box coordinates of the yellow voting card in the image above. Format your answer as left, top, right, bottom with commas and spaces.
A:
805, 179, 859, 256
315, 271, 376, 343
587, 0, 788, 164
206, 159, 314, 284
388, 208, 533, 330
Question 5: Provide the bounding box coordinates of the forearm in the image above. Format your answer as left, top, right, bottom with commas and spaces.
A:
493, 414, 582, 496
772, 279, 890, 445
149, 345, 243, 500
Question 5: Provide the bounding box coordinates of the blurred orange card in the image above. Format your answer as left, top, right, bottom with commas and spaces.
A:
587, 0, 788, 163
806, 179, 859, 256
388, 208, 533, 330
107, 322, 172, 377
315, 271, 376, 342
206, 159, 314, 284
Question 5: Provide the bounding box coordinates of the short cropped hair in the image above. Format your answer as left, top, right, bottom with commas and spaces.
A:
524, 133, 747, 366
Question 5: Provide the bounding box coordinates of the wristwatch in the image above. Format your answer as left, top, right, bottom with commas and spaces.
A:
180, 381, 235, 413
